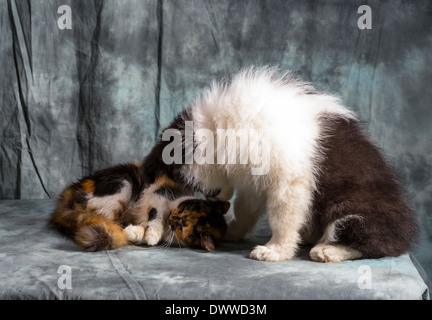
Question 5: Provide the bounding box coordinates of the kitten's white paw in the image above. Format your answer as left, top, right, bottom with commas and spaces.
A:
124, 225, 145, 244
249, 245, 294, 262
310, 244, 362, 263
144, 226, 162, 246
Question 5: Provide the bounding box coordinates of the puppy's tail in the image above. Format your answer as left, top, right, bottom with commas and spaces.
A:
50, 188, 129, 252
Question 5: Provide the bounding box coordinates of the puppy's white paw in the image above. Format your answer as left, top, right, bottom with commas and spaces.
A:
124, 225, 145, 244
310, 244, 362, 263
249, 245, 294, 262
144, 226, 162, 246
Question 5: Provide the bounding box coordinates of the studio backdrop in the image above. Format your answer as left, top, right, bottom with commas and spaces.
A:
1, 0, 431, 278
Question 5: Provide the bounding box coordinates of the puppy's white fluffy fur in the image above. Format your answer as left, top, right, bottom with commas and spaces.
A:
180, 67, 356, 261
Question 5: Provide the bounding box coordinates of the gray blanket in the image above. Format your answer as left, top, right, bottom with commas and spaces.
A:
1, 0, 431, 288
0, 200, 429, 300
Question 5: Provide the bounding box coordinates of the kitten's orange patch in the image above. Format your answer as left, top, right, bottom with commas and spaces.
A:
81, 179, 95, 194
155, 175, 175, 188
118, 200, 126, 211
78, 214, 104, 226
86, 206, 98, 214
202, 243, 212, 251
63, 188, 74, 203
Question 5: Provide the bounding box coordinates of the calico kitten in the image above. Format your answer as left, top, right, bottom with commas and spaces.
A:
140, 67, 419, 262
50, 163, 229, 251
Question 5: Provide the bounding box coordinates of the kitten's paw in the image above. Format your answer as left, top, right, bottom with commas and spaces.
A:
249, 245, 294, 262
124, 225, 145, 244
310, 244, 362, 263
144, 226, 162, 246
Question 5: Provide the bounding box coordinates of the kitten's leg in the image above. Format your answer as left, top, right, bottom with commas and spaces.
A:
250, 179, 311, 262
123, 222, 165, 246
310, 244, 362, 263
123, 222, 164, 246
144, 220, 165, 246
224, 190, 266, 241
144, 206, 169, 246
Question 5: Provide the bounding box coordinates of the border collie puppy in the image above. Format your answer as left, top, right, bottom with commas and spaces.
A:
141, 67, 418, 262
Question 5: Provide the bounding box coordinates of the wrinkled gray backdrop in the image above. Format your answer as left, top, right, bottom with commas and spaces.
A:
1, 0, 431, 278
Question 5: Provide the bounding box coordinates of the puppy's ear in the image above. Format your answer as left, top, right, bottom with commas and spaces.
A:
200, 233, 215, 252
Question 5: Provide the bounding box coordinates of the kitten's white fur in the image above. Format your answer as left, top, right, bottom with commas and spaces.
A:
86, 181, 132, 219
180, 67, 356, 262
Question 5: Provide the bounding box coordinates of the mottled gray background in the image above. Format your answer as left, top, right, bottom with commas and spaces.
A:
1, 0, 431, 278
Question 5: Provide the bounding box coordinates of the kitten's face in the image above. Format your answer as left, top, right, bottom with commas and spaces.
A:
168, 199, 230, 251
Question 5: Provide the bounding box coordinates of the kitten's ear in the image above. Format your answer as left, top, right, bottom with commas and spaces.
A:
176, 202, 186, 213
200, 234, 215, 252
218, 201, 230, 215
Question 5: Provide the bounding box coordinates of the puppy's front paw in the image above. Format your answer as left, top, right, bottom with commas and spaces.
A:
144, 226, 162, 246
124, 225, 145, 244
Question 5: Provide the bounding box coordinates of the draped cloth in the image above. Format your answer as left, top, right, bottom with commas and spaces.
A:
1, 0, 431, 279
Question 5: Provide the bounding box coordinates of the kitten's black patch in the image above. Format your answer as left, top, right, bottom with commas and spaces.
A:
311, 115, 419, 258
80, 163, 142, 202
148, 208, 158, 221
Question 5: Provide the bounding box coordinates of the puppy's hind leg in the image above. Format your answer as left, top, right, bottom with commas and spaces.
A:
310, 243, 362, 263
310, 214, 364, 262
